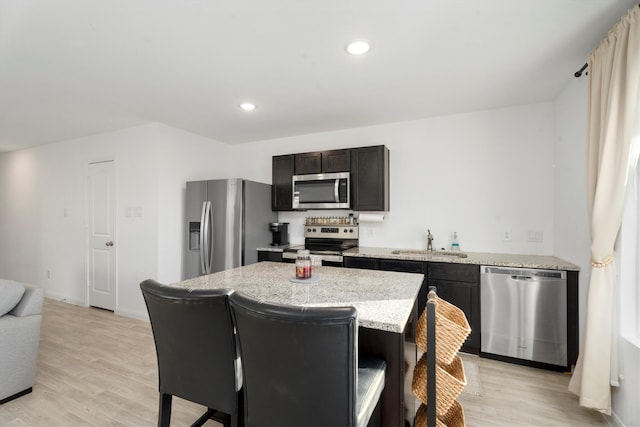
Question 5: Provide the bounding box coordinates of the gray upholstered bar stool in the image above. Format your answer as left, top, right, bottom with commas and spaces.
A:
229, 291, 386, 427
140, 280, 242, 427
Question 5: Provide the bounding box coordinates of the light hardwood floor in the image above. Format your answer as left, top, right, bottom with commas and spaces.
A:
457, 354, 608, 426
1, 299, 608, 426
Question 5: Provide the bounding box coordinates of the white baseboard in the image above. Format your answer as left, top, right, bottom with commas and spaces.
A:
609, 412, 624, 427
44, 291, 149, 322
115, 307, 149, 322
44, 291, 86, 307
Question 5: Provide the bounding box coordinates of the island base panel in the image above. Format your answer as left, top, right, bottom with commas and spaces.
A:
359, 317, 417, 426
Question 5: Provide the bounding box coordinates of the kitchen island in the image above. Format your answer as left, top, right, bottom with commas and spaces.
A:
173, 261, 424, 426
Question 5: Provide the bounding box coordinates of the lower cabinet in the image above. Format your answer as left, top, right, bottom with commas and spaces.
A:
378, 259, 427, 316
344, 256, 429, 324
257, 250, 283, 262
344, 256, 481, 354
426, 262, 480, 354
343, 256, 378, 270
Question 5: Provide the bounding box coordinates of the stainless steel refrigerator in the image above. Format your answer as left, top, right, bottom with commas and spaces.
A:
184, 179, 276, 279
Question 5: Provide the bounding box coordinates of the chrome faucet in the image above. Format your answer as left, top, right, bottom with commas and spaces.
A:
427, 229, 433, 251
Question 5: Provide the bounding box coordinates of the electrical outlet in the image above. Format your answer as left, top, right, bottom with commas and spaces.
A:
502, 230, 512, 242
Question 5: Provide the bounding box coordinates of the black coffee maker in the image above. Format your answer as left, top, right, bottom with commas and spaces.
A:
269, 222, 289, 246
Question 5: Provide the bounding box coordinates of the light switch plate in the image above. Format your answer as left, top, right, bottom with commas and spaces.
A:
528, 230, 544, 243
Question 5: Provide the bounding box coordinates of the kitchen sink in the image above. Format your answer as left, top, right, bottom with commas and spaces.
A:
390, 249, 468, 259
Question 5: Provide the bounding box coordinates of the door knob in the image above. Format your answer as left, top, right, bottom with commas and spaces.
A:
105, 241, 113, 247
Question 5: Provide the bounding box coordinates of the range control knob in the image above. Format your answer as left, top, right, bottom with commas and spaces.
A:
307, 228, 312, 232
349, 229, 354, 233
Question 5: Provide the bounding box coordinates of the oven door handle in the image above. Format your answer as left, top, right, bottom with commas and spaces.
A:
334, 179, 340, 203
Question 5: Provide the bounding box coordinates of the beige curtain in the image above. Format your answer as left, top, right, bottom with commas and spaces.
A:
568, 5, 640, 415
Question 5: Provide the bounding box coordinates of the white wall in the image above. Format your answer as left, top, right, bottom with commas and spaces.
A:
553, 78, 590, 343
154, 124, 231, 285
611, 338, 640, 426
0, 102, 562, 316
0, 123, 230, 319
232, 102, 556, 254
0, 102, 558, 323
1, 124, 164, 311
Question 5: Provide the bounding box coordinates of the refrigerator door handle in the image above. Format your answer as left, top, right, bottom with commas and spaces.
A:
206, 201, 214, 274
199, 201, 207, 275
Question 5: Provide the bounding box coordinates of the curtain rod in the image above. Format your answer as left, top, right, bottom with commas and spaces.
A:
575, 3, 640, 78
574, 63, 588, 78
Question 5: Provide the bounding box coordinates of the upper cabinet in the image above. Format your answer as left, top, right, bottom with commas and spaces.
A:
294, 149, 350, 174
350, 145, 389, 212
272, 154, 295, 211
322, 149, 351, 173
272, 145, 389, 212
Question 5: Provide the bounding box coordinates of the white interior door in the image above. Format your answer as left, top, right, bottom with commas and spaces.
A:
87, 161, 116, 311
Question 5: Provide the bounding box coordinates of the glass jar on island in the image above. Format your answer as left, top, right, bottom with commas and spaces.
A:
295, 249, 312, 279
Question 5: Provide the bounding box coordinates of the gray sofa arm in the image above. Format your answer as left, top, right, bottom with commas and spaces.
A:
9, 284, 44, 317
0, 284, 44, 402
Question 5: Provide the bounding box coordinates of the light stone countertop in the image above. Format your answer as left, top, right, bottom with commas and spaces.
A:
172, 261, 424, 333
256, 245, 291, 252
344, 247, 581, 271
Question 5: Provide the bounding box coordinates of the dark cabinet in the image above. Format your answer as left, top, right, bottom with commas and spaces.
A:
379, 259, 424, 274
272, 145, 388, 211
344, 256, 424, 273
323, 149, 350, 172
343, 256, 379, 270
350, 145, 389, 211
344, 257, 479, 352
343, 256, 428, 315
567, 270, 579, 369
272, 155, 295, 211
427, 262, 480, 354
294, 152, 322, 174
294, 149, 350, 174
257, 250, 283, 262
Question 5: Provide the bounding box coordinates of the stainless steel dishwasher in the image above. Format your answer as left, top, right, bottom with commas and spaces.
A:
480, 266, 567, 367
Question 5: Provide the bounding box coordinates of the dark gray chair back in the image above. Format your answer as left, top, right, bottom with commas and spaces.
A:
140, 279, 240, 427
229, 292, 361, 427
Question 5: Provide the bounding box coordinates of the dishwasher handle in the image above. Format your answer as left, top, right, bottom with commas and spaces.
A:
482, 265, 565, 280
510, 275, 533, 281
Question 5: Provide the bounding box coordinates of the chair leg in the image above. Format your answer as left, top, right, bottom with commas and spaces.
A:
158, 393, 172, 427
191, 408, 216, 427
229, 412, 240, 427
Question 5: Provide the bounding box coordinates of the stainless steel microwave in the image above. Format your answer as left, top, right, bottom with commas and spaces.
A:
292, 172, 350, 209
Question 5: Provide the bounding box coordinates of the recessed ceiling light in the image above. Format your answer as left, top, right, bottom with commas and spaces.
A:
346, 39, 371, 55
239, 102, 257, 111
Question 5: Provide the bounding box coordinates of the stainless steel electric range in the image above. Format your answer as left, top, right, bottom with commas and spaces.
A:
282, 222, 359, 267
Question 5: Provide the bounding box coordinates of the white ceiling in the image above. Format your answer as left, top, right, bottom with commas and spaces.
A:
0, 0, 637, 152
